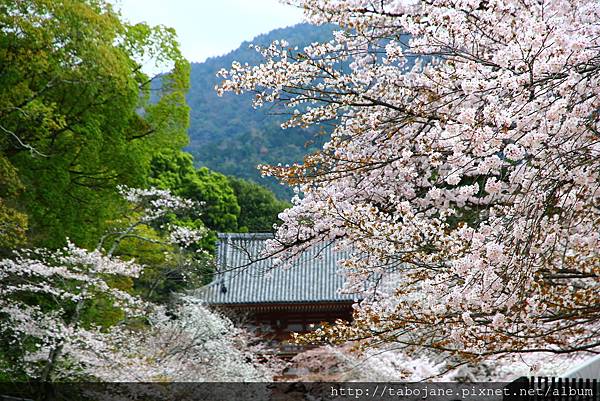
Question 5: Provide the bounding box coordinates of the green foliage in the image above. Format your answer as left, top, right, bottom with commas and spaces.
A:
110, 221, 210, 303
146, 150, 289, 288
0, 156, 27, 251
149, 149, 240, 235
113, 224, 169, 267
77, 293, 127, 330
0, 2, 196, 378
134, 248, 215, 302
0, 0, 189, 249
228, 177, 290, 232
149, 149, 289, 234
186, 23, 335, 199
192, 167, 240, 232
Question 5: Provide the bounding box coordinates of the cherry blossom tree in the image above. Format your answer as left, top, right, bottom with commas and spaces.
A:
80, 297, 282, 382
0, 241, 148, 380
99, 186, 211, 302
0, 186, 283, 382
102, 185, 206, 255
219, 0, 600, 364
0, 187, 208, 380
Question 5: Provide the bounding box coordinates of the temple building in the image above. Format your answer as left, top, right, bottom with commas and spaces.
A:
195, 233, 356, 357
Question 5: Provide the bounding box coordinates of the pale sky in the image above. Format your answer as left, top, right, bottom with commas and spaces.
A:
112, 0, 304, 63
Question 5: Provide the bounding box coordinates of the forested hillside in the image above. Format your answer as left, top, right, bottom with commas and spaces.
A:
186, 23, 334, 199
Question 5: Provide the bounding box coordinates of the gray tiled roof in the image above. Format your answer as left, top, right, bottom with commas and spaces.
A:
195, 233, 356, 305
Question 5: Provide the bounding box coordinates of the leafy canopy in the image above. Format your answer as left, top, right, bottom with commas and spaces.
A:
0, 0, 189, 249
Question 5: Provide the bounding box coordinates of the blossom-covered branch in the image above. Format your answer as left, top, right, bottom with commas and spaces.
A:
98, 186, 206, 254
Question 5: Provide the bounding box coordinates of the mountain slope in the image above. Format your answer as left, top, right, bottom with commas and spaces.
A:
186, 23, 334, 199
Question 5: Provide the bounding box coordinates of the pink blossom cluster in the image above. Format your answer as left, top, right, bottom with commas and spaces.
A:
112, 186, 205, 248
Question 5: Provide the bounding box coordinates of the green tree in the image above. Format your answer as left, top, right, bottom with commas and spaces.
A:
149, 150, 289, 236
0, 0, 189, 249
192, 167, 240, 232
228, 176, 289, 232
149, 150, 240, 235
